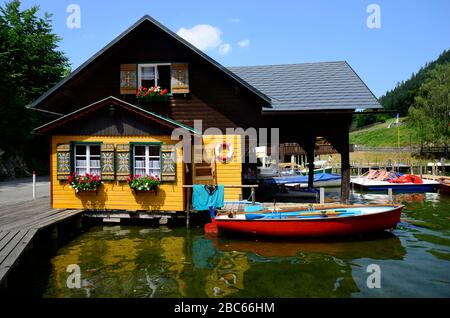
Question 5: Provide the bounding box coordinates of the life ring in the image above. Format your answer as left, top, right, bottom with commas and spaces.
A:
215, 141, 234, 163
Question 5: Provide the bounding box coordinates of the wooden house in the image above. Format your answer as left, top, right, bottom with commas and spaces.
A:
33, 15, 381, 211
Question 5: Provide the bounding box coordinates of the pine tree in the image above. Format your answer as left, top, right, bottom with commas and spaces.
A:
0, 0, 69, 177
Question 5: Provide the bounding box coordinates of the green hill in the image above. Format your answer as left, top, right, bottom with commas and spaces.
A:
353, 48, 450, 129
349, 117, 419, 147
380, 49, 450, 116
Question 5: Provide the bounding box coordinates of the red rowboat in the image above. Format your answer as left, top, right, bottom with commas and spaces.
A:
211, 204, 403, 238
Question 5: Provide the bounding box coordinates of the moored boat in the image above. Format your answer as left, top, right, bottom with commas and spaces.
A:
210, 204, 403, 238
438, 180, 450, 195
264, 172, 342, 188
351, 169, 439, 192
273, 184, 319, 199
299, 160, 333, 175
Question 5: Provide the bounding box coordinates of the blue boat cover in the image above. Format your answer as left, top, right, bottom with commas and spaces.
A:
263, 173, 341, 185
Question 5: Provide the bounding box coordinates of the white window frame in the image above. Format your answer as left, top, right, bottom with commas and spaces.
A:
74, 144, 101, 175
137, 63, 172, 93
133, 145, 161, 177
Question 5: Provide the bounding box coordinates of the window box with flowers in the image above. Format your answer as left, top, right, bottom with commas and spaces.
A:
68, 173, 103, 194
136, 86, 169, 104
127, 174, 161, 195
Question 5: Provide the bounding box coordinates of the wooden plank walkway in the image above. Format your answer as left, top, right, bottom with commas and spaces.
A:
0, 197, 83, 285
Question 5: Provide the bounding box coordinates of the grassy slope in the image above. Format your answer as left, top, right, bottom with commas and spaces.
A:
349, 118, 419, 147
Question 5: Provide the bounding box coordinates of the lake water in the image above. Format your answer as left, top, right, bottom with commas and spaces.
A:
34, 191, 450, 298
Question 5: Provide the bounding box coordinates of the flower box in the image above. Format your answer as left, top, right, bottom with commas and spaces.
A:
68, 173, 103, 194
136, 86, 169, 104
127, 174, 161, 195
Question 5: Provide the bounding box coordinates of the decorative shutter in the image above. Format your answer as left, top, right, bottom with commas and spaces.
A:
120, 64, 137, 94
171, 63, 189, 94
161, 144, 177, 182
116, 144, 131, 181
101, 144, 115, 180
56, 143, 71, 180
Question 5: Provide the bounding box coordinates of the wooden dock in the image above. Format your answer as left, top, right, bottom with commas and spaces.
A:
0, 197, 83, 286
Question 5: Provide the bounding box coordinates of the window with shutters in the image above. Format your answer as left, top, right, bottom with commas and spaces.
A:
133, 144, 161, 178
138, 64, 171, 93
74, 144, 101, 175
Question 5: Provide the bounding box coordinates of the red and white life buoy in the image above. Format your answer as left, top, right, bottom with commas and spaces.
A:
215, 141, 234, 163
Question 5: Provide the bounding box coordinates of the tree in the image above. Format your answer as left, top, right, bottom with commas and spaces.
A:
0, 0, 69, 176
409, 63, 450, 147
379, 49, 450, 117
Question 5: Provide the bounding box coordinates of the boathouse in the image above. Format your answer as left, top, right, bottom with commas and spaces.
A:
32, 15, 381, 211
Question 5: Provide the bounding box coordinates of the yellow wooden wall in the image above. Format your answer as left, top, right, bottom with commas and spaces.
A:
51, 135, 184, 211
202, 134, 242, 201
51, 134, 243, 211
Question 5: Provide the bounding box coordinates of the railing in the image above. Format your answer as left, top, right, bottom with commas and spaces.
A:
183, 184, 259, 226
353, 145, 420, 153
420, 146, 449, 156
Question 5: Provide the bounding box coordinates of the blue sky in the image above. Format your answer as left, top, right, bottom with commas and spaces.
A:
16, 0, 450, 97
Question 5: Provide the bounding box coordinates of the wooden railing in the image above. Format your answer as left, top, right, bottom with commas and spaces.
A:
420, 146, 449, 156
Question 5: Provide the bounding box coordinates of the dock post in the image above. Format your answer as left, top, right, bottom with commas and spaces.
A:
51, 226, 58, 240
186, 187, 191, 228
32, 171, 36, 199
75, 215, 83, 230
388, 188, 393, 203
251, 187, 256, 205
420, 162, 423, 178
319, 187, 325, 205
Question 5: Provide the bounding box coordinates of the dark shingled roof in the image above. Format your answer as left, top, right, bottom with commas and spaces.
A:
228, 61, 381, 112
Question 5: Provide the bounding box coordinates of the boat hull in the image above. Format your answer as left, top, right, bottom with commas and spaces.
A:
216, 206, 403, 238
266, 173, 341, 188
301, 167, 332, 175
439, 182, 450, 195
351, 178, 438, 192
274, 189, 317, 198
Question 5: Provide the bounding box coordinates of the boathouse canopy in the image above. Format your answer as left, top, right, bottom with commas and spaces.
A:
229, 62, 381, 112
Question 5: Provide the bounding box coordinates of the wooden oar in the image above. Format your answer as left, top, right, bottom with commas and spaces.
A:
261, 210, 355, 218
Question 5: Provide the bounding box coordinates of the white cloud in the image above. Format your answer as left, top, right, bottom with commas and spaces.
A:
218, 43, 231, 55
177, 24, 222, 51
177, 24, 232, 55
237, 39, 250, 48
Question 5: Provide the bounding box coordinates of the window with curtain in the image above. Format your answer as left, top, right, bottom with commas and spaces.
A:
133, 145, 161, 178
138, 64, 171, 92
74, 144, 101, 175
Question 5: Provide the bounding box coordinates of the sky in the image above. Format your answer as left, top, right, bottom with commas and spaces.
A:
15, 0, 450, 97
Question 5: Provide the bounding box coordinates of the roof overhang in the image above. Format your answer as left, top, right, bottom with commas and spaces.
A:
34, 96, 200, 135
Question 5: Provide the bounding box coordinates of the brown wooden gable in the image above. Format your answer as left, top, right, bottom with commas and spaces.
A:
31, 16, 270, 132
35, 96, 197, 136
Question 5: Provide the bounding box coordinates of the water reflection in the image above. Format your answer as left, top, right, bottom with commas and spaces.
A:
210, 232, 405, 260
36, 190, 450, 298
